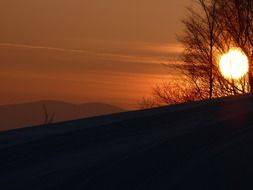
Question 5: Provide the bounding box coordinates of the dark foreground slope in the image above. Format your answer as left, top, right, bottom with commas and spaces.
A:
1, 95, 253, 190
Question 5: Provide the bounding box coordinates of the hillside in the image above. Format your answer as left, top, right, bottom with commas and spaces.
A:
0, 101, 124, 131
1, 94, 253, 189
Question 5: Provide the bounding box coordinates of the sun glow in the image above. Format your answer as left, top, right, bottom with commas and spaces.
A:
219, 48, 249, 79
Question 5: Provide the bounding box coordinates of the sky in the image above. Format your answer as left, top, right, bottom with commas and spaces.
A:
0, 0, 191, 109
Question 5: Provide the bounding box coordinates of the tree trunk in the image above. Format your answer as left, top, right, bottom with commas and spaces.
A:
249, 62, 253, 93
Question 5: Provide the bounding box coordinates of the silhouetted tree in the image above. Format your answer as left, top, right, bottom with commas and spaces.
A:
180, 0, 221, 99
141, 0, 252, 108
42, 103, 55, 125
177, 0, 251, 99
140, 81, 199, 108
217, 0, 253, 92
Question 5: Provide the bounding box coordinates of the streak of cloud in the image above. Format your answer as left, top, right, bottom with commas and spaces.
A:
0, 42, 183, 66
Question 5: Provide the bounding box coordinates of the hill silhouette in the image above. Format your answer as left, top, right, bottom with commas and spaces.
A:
1, 94, 253, 189
0, 101, 124, 131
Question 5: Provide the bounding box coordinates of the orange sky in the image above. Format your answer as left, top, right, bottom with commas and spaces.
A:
0, 0, 190, 109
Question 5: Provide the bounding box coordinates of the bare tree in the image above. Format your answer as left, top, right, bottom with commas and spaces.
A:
140, 81, 199, 109
141, 0, 252, 108
179, 0, 235, 100
180, 0, 218, 99
217, 0, 253, 91
179, 0, 250, 98
42, 103, 55, 125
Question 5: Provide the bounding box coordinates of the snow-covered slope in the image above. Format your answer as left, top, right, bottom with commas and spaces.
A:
1, 94, 253, 189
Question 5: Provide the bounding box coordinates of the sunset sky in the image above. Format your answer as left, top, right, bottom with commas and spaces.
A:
0, 0, 191, 109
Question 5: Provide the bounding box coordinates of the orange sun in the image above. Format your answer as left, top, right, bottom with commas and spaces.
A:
219, 48, 249, 79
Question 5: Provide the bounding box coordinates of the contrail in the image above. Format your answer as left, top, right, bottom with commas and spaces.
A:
0, 42, 182, 65
0, 43, 98, 55
0, 42, 143, 59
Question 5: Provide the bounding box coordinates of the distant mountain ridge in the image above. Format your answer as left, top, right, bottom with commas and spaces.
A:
0, 101, 124, 131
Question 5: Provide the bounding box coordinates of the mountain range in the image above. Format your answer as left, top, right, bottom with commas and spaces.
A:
0, 101, 124, 131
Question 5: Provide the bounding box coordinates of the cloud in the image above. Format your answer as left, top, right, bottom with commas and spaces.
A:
0, 42, 183, 66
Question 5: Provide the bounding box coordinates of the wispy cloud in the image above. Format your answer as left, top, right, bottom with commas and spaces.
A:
0, 42, 183, 66
0, 43, 109, 56
141, 43, 184, 54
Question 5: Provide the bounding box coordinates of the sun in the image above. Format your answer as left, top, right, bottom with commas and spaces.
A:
219, 48, 249, 79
